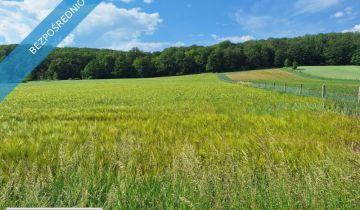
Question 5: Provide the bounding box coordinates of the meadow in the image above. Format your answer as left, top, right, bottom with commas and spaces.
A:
298, 66, 360, 80
0, 74, 359, 209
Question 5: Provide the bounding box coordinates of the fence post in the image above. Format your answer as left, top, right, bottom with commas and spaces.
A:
300, 84, 303, 95
322, 84, 326, 99
358, 86, 360, 104
284, 83, 287, 92
273, 82, 276, 89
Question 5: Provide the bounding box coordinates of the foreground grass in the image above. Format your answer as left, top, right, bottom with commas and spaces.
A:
0, 74, 360, 209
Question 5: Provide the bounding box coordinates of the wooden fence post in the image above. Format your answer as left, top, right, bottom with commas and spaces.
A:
300, 84, 303, 95
273, 82, 276, 89
322, 84, 326, 99
284, 83, 287, 92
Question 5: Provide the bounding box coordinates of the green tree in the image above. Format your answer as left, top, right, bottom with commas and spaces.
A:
351, 49, 360, 65
82, 59, 103, 79
284, 58, 291, 67
183, 46, 211, 73
324, 36, 354, 65
182, 54, 197, 74
133, 56, 154, 77
244, 42, 263, 68
271, 39, 288, 67
287, 42, 304, 65
261, 46, 275, 67
101, 55, 116, 77
113, 53, 136, 78
206, 49, 224, 72
48, 58, 82, 80
153, 48, 178, 76
222, 47, 245, 71
81, 54, 115, 79
292, 61, 298, 70
3, 31, 360, 81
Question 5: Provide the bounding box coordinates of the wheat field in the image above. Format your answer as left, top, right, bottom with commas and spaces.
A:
0, 74, 359, 209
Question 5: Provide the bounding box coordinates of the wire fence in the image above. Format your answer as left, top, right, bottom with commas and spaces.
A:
252, 82, 359, 103
252, 82, 360, 116
218, 73, 360, 116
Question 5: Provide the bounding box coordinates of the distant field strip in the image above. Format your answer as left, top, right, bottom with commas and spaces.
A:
299, 66, 360, 80
227, 69, 309, 82
224, 68, 360, 115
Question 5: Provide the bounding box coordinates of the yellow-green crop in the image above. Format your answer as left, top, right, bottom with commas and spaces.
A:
0, 74, 359, 209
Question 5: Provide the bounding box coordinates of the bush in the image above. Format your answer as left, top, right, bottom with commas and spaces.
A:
292, 61, 298, 70
284, 58, 291, 67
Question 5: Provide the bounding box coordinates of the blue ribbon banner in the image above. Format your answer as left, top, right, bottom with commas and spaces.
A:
0, 0, 102, 101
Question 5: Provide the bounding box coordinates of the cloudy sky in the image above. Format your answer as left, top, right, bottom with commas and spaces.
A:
0, 0, 359, 51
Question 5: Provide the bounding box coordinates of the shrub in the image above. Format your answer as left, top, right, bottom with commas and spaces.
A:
292, 61, 298, 70
284, 58, 291, 67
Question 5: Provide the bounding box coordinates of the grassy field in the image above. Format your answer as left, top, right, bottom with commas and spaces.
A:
298, 66, 360, 80
226, 68, 360, 85
0, 74, 360, 209
227, 69, 308, 82
226, 68, 360, 114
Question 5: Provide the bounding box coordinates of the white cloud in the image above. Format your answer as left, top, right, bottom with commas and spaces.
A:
143, 0, 154, 4
74, 3, 163, 50
120, 0, 154, 4
0, 0, 165, 51
0, 0, 59, 43
211, 34, 253, 43
331, 7, 353, 19
58, 34, 75, 48
343, 24, 360, 33
332, 11, 344, 18
172, 42, 185, 47
120, 0, 134, 3
110, 41, 185, 52
295, 0, 342, 15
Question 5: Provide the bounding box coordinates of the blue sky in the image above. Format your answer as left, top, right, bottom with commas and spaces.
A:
0, 0, 359, 51
124, 0, 360, 46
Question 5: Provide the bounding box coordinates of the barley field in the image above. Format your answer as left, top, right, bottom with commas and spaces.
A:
0, 74, 360, 209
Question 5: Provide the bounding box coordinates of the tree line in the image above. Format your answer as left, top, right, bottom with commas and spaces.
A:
0, 32, 359, 81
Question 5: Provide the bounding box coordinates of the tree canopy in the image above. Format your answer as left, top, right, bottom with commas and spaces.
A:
0, 32, 359, 81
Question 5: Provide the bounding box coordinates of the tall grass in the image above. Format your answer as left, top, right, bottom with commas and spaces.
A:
0, 74, 359, 209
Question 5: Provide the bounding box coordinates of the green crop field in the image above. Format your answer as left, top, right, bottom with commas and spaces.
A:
225, 68, 360, 115
0, 74, 360, 209
227, 69, 308, 82
298, 66, 360, 80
